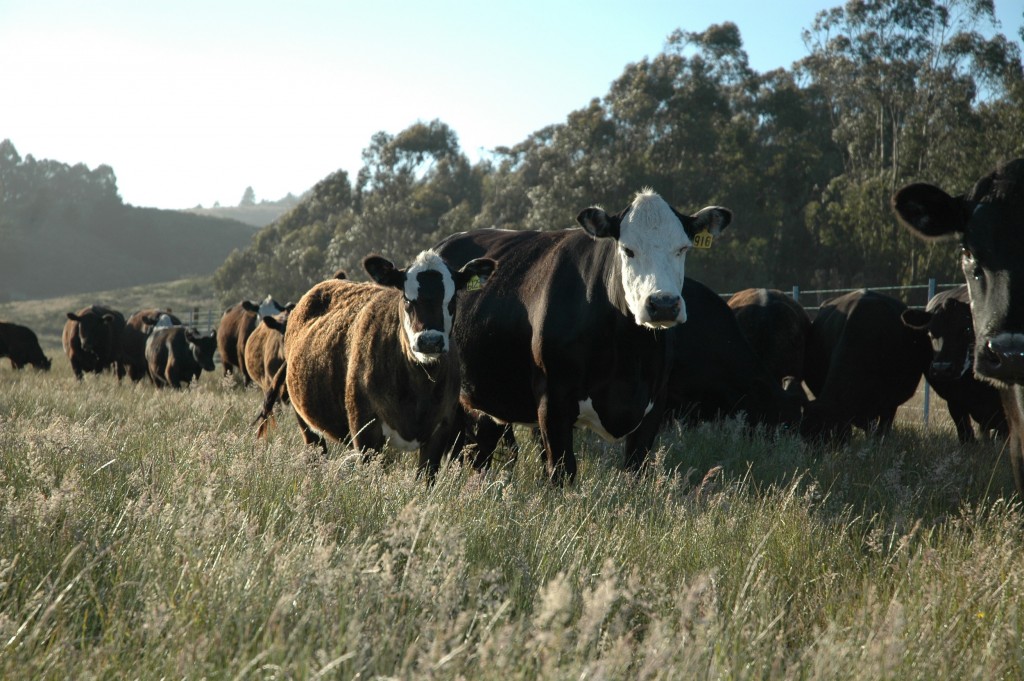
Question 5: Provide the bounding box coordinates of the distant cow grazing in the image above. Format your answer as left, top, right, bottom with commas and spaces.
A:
266, 250, 495, 478
801, 289, 932, 442
217, 296, 293, 385
145, 326, 218, 389
667, 279, 802, 428
121, 309, 182, 382
244, 309, 290, 394
894, 158, 1024, 489
900, 285, 1008, 443
727, 288, 811, 393
0, 322, 51, 370
435, 190, 732, 483
62, 305, 126, 380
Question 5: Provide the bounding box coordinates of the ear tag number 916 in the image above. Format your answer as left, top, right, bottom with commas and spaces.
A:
693, 229, 714, 249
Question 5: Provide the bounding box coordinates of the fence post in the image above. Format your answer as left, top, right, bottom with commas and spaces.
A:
922, 278, 937, 429
791, 285, 800, 303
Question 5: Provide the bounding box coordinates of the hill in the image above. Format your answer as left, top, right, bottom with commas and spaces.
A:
0, 140, 259, 301
183, 193, 304, 228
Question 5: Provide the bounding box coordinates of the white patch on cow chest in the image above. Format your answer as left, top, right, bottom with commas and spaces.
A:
382, 422, 421, 451
575, 398, 655, 443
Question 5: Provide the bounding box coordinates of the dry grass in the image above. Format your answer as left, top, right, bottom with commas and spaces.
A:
1, 357, 1022, 679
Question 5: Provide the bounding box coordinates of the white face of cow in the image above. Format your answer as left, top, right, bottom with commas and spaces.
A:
365, 250, 497, 365
401, 251, 456, 364
578, 190, 732, 330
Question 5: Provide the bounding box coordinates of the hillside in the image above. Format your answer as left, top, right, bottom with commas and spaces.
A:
183, 193, 304, 228
0, 140, 259, 301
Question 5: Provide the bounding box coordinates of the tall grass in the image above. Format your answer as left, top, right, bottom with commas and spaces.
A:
1, 359, 1022, 679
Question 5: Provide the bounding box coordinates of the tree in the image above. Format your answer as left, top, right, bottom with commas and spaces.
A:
239, 186, 256, 207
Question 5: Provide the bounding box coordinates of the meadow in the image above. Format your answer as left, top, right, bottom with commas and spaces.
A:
1, 346, 1023, 679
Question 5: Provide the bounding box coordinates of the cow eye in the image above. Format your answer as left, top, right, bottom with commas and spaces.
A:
621, 246, 635, 258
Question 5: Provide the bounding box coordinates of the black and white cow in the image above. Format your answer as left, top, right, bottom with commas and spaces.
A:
900, 285, 1007, 443
894, 158, 1024, 488
435, 190, 731, 483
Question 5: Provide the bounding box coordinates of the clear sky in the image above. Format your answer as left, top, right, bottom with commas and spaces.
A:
2, 0, 1022, 210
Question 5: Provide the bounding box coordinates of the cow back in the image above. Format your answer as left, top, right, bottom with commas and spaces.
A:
728, 288, 811, 386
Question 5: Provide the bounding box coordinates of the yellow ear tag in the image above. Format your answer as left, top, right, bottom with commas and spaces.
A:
693, 229, 714, 249
466, 275, 482, 291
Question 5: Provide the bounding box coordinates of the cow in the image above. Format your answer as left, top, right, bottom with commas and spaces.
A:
893, 158, 1024, 490
145, 325, 218, 389
434, 190, 732, 483
727, 288, 811, 394
120, 309, 182, 382
62, 305, 126, 380
263, 250, 495, 479
0, 322, 51, 370
244, 308, 290, 395
801, 289, 932, 442
667, 279, 803, 428
900, 285, 1008, 443
217, 296, 295, 385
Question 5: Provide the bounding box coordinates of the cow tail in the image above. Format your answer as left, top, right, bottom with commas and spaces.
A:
254, 362, 287, 439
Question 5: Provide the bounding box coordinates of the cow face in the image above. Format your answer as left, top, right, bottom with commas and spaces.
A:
364, 250, 497, 364
578, 190, 731, 329
901, 293, 975, 382
66, 310, 115, 354
894, 159, 1024, 387
186, 329, 218, 372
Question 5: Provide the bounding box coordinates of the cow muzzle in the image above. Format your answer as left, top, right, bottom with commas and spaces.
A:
413, 331, 447, 358
643, 293, 683, 327
977, 332, 1024, 383
929, 360, 967, 382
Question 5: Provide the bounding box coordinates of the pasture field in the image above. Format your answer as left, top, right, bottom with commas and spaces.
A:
1, 357, 1023, 679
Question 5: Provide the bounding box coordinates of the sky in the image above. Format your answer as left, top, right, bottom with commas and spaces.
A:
2, 0, 1022, 210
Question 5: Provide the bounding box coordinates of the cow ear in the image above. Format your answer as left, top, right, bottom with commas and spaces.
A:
364, 255, 405, 289
66, 312, 80, 322
688, 206, 732, 237
262, 316, 286, 333
241, 300, 260, 312
333, 269, 347, 280
892, 184, 967, 240
577, 207, 621, 239
901, 308, 933, 331
454, 258, 497, 291
284, 301, 296, 311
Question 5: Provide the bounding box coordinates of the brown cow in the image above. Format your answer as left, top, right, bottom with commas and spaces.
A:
244, 309, 290, 394
62, 305, 126, 380
145, 326, 218, 389
217, 296, 293, 385
727, 288, 811, 393
0, 321, 51, 370
260, 250, 495, 478
121, 309, 182, 382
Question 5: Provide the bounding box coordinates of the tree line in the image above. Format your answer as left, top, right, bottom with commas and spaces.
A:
219, 2, 1016, 302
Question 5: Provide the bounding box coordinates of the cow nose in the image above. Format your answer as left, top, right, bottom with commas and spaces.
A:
645, 293, 682, 322
978, 332, 1024, 382
415, 332, 446, 355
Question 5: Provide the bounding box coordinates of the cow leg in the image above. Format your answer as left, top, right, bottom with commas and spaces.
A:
624, 395, 667, 473
418, 419, 461, 482
537, 395, 577, 484
294, 411, 327, 453
946, 401, 976, 443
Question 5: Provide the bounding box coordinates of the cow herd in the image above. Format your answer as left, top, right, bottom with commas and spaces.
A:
1, 159, 1022, 491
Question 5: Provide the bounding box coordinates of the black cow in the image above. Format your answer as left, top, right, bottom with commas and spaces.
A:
0, 322, 51, 370
667, 279, 803, 428
900, 285, 1008, 443
435, 190, 731, 483
802, 289, 932, 442
727, 288, 811, 394
62, 305, 126, 380
894, 158, 1024, 489
145, 326, 218, 389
